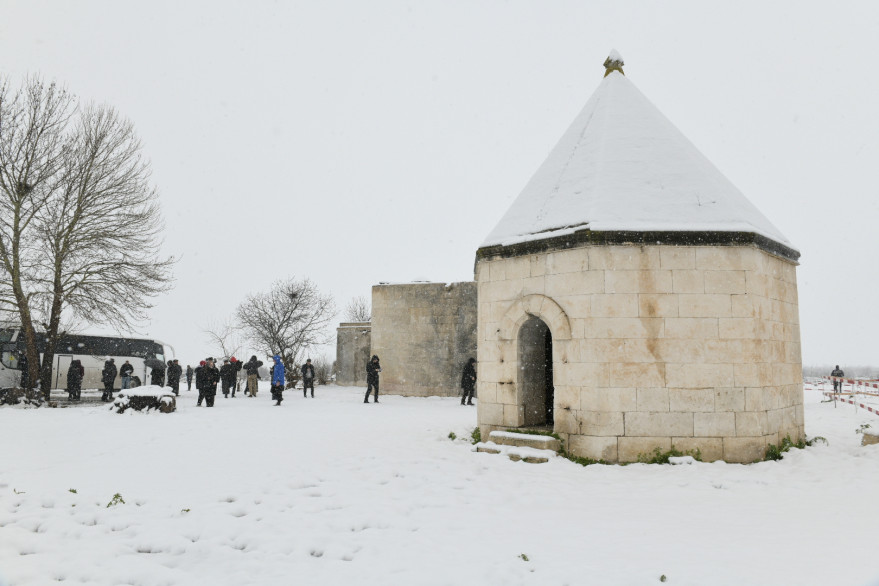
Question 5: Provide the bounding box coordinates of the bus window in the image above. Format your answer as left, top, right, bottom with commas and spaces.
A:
1, 351, 19, 369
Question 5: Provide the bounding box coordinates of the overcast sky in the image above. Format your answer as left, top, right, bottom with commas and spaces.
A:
2, 1, 877, 367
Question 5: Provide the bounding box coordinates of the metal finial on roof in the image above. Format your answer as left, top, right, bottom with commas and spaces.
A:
603, 50, 624, 77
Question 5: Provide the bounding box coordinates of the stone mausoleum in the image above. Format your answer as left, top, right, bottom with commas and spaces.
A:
474, 54, 804, 463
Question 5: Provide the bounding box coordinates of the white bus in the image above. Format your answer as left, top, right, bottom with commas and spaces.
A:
0, 328, 174, 391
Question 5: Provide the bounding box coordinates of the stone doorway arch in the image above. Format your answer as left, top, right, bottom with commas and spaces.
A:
518, 316, 554, 426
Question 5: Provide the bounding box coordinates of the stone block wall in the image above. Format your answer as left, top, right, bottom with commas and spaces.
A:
475, 244, 803, 463
335, 322, 371, 387
371, 282, 477, 397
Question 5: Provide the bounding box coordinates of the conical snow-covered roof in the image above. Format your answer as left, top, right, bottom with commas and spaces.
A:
481, 55, 797, 260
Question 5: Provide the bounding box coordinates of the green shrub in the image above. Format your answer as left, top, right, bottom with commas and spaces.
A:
764, 434, 826, 461
470, 427, 481, 444
106, 493, 125, 508
448, 432, 457, 441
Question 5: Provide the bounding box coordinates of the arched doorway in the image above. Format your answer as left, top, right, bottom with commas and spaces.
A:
518, 316, 554, 427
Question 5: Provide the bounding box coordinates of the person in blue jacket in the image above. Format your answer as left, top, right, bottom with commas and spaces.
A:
271, 355, 285, 406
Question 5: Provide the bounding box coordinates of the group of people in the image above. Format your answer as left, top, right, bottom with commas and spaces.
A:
189, 355, 272, 407
362, 355, 477, 406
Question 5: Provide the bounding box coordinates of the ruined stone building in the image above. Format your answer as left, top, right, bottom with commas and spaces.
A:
474, 54, 804, 463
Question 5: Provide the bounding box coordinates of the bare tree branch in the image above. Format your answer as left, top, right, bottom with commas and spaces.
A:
344, 295, 371, 322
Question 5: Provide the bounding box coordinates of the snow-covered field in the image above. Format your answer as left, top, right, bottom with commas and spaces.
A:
1, 382, 877, 585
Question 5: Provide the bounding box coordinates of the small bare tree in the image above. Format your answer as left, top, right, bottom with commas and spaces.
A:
235, 277, 336, 386
311, 354, 333, 385
344, 295, 371, 322
202, 318, 244, 359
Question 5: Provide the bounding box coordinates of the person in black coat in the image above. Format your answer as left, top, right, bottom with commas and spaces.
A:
150, 365, 165, 387
830, 365, 844, 392
198, 358, 221, 407
219, 359, 235, 398
244, 355, 263, 397
461, 357, 476, 406
18, 351, 29, 388
101, 358, 118, 402
364, 355, 381, 403
301, 358, 315, 398
185, 364, 194, 391
120, 360, 134, 389
230, 356, 243, 396
167, 359, 182, 396
67, 359, 84, 401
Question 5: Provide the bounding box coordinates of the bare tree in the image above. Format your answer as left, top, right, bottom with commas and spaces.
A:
0, 76, 75, 389
0, 76, 174, 397
235, 277, 336, 386
344, 295, 371, 322
311, 354, 333, 385
202, 318, 244, 359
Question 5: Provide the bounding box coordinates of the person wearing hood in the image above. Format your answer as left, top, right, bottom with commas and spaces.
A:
270, 355, 285, 406
461, 357, 476, 406
230, 356, 243, 396
244, 355, 263, 397
150, 364, 165, 387
101, 358, 118, 402
67, 359, 85, 401
831, 365, 844, 392
364, 355, 381, 403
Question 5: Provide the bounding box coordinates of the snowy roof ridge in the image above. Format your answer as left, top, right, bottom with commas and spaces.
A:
481, 66, 796, 255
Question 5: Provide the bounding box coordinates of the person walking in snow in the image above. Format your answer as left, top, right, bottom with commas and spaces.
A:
101, 358, 117, 402
301, 358, 315, 398
244, 355, 262, 397
185, 364, 194, 391
150, 364, 165, 387
220, 359, 236, 398
198, 358, 221, 407
67, 359, 84, 401
364, 355, 381, 403
230, 356, 243, 397
167, 359, 182, 395
460, 357, 476, 406
120, 360, 134, 390
271, 355, 285, 406
831, 365, 844, 392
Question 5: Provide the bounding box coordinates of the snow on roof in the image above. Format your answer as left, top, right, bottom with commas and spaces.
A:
481, 67, 795, 252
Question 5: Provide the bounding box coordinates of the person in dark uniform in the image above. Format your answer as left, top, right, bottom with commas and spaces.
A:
101, 358, 117, 402
364, 355, 381, 403
301, 358, 315, 398
199, 358, 220, 407
67, 359, 84, 401
830, 365, 844, 392
185, 364, 194, 391
461, 357, 476, 406
166, 359, 182, 395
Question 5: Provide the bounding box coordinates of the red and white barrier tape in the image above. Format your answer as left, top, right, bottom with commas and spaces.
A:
824, 391, 879, 416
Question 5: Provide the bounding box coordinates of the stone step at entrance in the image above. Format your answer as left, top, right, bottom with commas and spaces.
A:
474, 430, 562, 464
488, 430, 562, 452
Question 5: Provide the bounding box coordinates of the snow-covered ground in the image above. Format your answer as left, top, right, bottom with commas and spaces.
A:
1, 382, 877, 585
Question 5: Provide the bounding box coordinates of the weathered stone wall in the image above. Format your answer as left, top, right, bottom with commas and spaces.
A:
475, 244, 803, 463
371, 282, 477, 397
335, 322, 371, 387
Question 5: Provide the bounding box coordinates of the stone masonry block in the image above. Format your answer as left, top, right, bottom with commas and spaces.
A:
624, 412, 694, 437
659, 247, 696, 270
554, 408, 581, 435
695, 247, 747, 271
546, 248, 589, 274
558, 295, 591, 319
693, 412, 736, 437
744, 387, 764, 411
672, 270, 705, 294
671, 437, 724, 462
723, 437, 766, 463
529, 255, 546, 277
503, 404, 520, 427
666, 364, 734, 388
568, 435, 618, 462
560, 363, 608, 388
669, 388, 715, 412
664, 318, 718, 339
605, 270, 673, 294
591, 294, 639, 317
715, 388, 745, 412
618, 437, 672, 462
678, 294, 732, 318
580, 410, 625, 436
545, 271, 605, 297
704, 270, 747, 294
735, 411, 769, 436
589, 246, 660, 270
608, 363, 666, 388
637, 388, 669, 412
580, 387, 636, 412
583, 317, 665, 340
639, 294, 679, 318
480, 402, 504, 426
